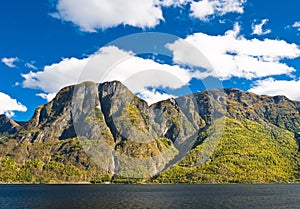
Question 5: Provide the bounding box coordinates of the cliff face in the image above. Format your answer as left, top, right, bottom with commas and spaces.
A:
0, 81, 299, 183
0, 114, 20, 135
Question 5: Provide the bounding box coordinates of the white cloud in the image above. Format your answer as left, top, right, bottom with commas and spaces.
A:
190, 0, 246, 21
190, 0, 215, 20
22, 46, 200, 103
159, 0, 190, 6
167, 23, 300, 80
52, 0, 166, 32
25, 63, 38, 70
137, 88, 175, 105
36, 93, 57, 102
292, 21, 300, 31
22, 57, 89, 93
0, 92, 27, 117
99, 48, 200, 93
252, 19, 271, 35
249, 78, 300, 101
52, 0, 247, 31
1, 57, 19, 68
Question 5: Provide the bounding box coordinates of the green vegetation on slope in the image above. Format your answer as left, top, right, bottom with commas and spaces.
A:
0, 117, 299, 184
0, 138, 110, 183
153, 117, 300, 183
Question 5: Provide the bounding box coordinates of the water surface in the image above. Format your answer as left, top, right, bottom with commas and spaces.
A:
0, 184, 299, 209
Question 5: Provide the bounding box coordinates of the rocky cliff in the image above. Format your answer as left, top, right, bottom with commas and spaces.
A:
0, 114, 21, 135
0, 81, 299, 183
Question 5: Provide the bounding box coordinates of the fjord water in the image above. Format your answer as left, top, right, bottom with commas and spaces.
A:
0, 184, 299, 209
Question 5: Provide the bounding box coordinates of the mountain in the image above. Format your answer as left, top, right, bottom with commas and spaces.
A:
0, 81, 299, 183
0, 114, 21, 135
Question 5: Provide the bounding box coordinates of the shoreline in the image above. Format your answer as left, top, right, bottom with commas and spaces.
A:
1, 182, 299, 185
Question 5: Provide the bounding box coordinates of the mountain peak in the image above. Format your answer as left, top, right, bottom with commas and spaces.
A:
98, 80, 130, 95
0, 114, 20, 135
53, 80, 129, 100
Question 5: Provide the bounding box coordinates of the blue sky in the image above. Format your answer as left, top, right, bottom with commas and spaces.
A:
0, 0, 300, 121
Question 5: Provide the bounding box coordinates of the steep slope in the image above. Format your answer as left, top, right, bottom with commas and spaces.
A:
152, 89, 300, 183
0, 114, 20, 135
0, 81, 180, 182
154, 117, 299, 183
0, 81, 299, 183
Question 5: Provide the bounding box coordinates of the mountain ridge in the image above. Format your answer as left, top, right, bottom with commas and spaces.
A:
0, 81, 299, 183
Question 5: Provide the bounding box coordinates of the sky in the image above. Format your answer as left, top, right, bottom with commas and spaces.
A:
0, 0, 300, 121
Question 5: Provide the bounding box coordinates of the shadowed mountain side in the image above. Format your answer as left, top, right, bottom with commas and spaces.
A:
0, 114, 21, 135
0, 81, 299, 183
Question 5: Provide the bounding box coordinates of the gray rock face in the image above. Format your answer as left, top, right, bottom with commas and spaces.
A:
1, 81, 300, 181
0, 114, 20, 135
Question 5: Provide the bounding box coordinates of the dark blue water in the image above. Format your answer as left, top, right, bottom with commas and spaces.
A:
0, 184, 299, 209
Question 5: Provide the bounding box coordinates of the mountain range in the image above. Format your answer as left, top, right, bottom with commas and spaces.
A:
0, 81, 299, 183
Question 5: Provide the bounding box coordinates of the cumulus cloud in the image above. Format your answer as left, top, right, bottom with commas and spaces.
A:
292, 21, 300, 31
137, 88, 175, 105
249, 78, 300, 101
0, 92, 27, 117
1, 57, 19, 68
252, 19, 271, 35
51, 0, 246, 31
98, 48, 200, 93
190, 0, 246, 21
52, 0, 166, 31
22, 57, 89, 93
36, 93, 57, 102
167, 23, 300, 80
22, 46, 200, 103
